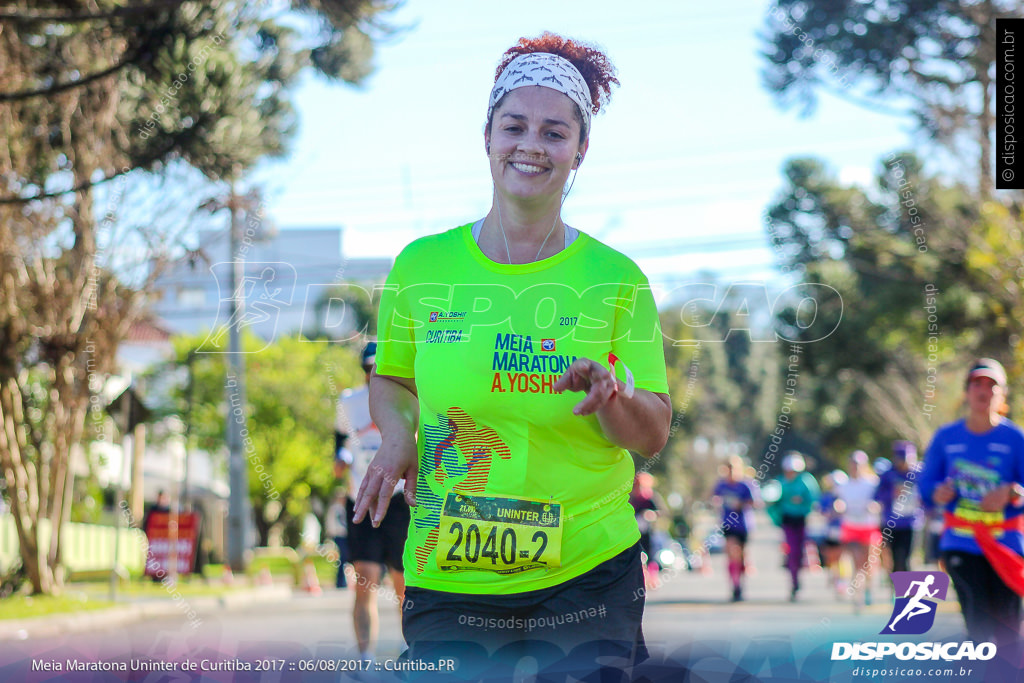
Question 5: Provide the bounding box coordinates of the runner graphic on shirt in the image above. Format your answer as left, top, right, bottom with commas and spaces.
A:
432, 408, 511, 490
414, 407, 511, 572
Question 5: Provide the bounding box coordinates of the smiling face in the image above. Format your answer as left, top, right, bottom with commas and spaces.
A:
485, 86, 588, 203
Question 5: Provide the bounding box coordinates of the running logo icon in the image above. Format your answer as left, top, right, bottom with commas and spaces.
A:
881, 571, 949, 635
429, 312, 440, 323
541, 339, 556, 352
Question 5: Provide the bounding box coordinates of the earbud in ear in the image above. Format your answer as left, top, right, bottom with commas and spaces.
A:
575, 153, 583, 166
486, 144, 491, 155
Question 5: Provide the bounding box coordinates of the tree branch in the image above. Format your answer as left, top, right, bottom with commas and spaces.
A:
0, 47, 140, 102
818, 81, 915, 118
0, 134, 184, 204
0, 1, 189, 23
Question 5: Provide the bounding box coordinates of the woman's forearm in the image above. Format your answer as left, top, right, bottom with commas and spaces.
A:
596, 389, 671, 458
353, 371, 420, 525
369, 371, 419, 442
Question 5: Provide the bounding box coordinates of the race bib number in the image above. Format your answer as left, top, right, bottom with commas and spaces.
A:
437, 493, 562, 574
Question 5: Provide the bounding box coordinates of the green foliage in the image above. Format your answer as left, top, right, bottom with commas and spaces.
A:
68, 478, 106, 525
752, 0, 1024, 479
169, 334, 363, 546
0, 593, 114, 619
0, 0, 400, 595
964, 201, 1024, 417
655, 294, 782, 504
762, 152, 1015, 464
761, 1, 997, 109
309, 282, 380, 341
4, 0, 400, 195
247, 554, 301, 582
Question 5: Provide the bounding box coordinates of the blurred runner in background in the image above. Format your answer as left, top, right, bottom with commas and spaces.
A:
875, 441, 921, 576
631, 472, 667, 588
768, 452, 820, 602
712, 456, 757, 601
836, 450, 881, 610
336, 342, 409, 661
325, 488, 349, 589
817, 469, 847, 596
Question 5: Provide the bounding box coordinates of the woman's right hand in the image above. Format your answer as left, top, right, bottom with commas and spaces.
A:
352, 433, 418, 528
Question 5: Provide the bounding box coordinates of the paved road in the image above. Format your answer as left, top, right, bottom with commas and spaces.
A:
0, 525, 1014, 682
643, 523, 966, 644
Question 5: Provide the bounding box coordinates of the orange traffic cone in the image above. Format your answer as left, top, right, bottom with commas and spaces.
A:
300, 561, 322, 595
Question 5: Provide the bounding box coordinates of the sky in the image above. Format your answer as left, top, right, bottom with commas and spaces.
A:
252, 0, 915, 293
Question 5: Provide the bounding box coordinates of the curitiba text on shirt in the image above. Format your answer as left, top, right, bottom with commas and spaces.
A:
491, 333, 576, 394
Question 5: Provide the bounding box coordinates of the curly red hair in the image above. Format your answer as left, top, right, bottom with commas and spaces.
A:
494, 32, 619, 116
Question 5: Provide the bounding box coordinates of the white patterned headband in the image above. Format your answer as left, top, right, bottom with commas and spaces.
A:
488, 53, 593, 136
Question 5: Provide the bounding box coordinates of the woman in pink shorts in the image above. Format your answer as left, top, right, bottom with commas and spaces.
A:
835, 450, 881, 609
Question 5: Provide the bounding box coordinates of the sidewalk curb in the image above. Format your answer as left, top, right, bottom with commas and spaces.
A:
0, 585, 294, 641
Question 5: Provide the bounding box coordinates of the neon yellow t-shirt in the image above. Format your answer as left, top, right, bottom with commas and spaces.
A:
376, 224, 669, 594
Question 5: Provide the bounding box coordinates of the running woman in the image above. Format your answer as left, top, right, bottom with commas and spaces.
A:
630, 472, 666, 588
769, 452, 820, 602
712, 456, 757, 601
335, 343, 409, 661
918, 358, 1024, 654
353, 33, 671, 675
874, 441, 922, 575
817, 469, 847, 595
835, 450, 881, 609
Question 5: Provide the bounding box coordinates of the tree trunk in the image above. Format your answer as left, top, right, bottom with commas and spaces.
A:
978, 49, 994, 199
253, 503, 271, 547
46, 360, 89, 592
0, 376, 51, 594
976, 0, 996, 199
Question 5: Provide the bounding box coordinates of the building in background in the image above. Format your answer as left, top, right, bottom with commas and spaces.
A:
152, 226, 391, 341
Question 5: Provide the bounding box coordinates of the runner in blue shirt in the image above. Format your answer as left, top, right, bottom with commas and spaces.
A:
712, 457, 757, 601
918, 358, 1024, 653
875, 441, 922, 574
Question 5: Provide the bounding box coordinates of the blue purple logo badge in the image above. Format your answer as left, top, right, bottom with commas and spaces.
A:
881, 571, 949, 635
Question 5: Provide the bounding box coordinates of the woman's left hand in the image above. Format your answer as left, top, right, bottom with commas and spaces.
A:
553, 356, 671, 457
553, 357, 621, 415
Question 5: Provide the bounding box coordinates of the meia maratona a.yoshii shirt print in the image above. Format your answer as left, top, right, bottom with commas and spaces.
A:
375, 224, 669, 595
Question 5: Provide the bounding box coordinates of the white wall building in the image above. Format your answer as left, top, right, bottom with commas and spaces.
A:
151, 226, 391, 342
